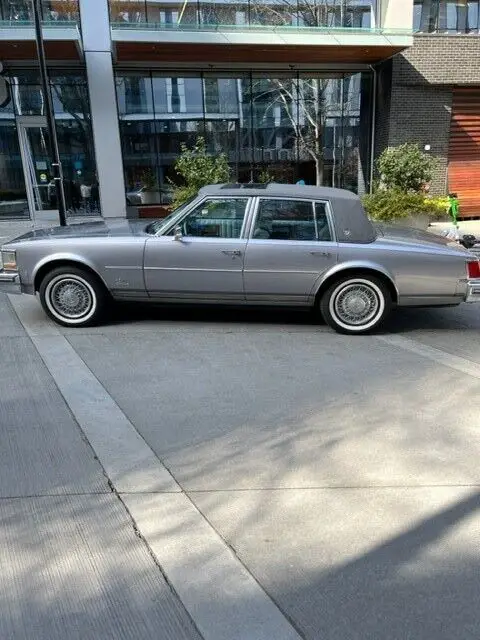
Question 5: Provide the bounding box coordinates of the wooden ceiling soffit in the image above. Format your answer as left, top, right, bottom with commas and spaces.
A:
0, 39, 81, 62
115, 42, 405, 65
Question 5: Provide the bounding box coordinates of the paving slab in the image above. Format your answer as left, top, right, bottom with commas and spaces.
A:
385, 305, 480, 365
0, 494, 202, 640
0, 298, 107, 498
65, 328, 480, 490
122, 492, 301, 640
190, 487, 480, 640
0, 292, 25, 338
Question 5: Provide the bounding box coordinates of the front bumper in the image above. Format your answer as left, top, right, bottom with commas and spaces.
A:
465, 279, 480, 303
0, 271, 21, 295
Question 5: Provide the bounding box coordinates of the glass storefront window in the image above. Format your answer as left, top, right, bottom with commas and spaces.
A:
116, 70, 371, 195
0, 120, 28, 218
0, 69, 98, 218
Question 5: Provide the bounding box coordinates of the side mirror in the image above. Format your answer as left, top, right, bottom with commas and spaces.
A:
174, 225, 183, 241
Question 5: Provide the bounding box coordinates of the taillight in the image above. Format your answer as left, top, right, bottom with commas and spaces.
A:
467, 260, 480, 279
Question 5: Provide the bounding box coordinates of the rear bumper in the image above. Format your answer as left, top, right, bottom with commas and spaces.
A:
465, 279, 480, 303
0, 271, 21, 295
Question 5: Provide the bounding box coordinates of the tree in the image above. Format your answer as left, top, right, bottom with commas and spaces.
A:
376, 144, 436, 193
251, 74, 358, 187
171, 137, 231, 206
50, 78, 96, 181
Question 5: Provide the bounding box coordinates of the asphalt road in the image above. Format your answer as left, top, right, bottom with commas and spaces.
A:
1, 292, 480, 639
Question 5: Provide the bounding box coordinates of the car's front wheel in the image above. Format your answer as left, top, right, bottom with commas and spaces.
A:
39, 266, 108, 327
320, 274, 392, 335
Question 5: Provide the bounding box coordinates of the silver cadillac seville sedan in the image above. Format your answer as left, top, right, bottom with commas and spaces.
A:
1, 183, 479, 335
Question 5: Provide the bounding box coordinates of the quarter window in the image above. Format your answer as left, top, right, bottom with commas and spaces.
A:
177, 198, 248, 239
252, 199, 332, 242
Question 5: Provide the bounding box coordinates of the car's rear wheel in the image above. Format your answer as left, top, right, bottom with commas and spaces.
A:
320, 274, 392, 335
39, 266, 108, 327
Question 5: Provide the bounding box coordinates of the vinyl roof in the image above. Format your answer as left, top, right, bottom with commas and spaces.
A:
198, 183, 359, 201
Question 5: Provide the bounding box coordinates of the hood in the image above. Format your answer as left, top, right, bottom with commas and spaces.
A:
6, 219, 151, 244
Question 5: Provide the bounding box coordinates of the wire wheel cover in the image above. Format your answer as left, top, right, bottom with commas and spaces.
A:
333, 282, 381, 326
49, 277, 94, 319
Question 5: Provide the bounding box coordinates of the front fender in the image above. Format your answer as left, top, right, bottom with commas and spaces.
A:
312, 260, 399, 299
31, 252, 107, 289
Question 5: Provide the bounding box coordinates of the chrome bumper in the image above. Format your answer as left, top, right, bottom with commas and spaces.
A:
0, 271, 21, 295
466, 279, 480, 303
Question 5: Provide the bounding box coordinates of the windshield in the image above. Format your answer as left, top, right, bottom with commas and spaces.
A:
145, 196, 197, 235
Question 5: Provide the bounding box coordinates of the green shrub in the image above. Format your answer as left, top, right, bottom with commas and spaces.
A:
362, 190, 448, 222
376, 144, 436, 193
171, 137, 230, 207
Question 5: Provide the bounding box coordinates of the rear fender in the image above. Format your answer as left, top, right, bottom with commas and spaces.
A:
311, 260, 399, 302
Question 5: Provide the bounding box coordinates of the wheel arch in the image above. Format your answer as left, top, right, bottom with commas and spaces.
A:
33, 256, 108, 293
314, 263, 398, 306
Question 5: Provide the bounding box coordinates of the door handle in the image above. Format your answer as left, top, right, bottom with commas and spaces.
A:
222, 250, 242, 257
310, 251, 332, 258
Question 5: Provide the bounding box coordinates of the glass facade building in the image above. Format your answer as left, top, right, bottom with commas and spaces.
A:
413, 0, 480, 32
0, 71, 97, 218
0, 0, 79, 21
116, 71, 372, 198
109, 0, 374, 28
0, 0, 412, 219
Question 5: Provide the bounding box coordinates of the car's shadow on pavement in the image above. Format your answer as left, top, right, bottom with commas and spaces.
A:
108, 302, 321, 328
104, 301, 480, 334
381, 305, 480, 334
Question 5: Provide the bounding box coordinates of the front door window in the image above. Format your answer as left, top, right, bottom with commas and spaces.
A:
176, 197, 248, 239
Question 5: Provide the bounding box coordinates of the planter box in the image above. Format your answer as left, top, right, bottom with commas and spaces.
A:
140, 191, 161, 205
138, 205, 171, 219
391, 213, 430, 230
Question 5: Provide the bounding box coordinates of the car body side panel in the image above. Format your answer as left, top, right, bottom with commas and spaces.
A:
244, 239, 338, 305
330, 240, 469, 305
16, 237, 148, 298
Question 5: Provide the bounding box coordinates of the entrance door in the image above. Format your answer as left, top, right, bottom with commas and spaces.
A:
17, 117, 58, 221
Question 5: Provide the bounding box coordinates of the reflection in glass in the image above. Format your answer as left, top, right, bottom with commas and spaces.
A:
116, 71, 371, 195
413, 0, 480, 32
0, 121, 28, 218
0, 70, 99, 217
107, 0, 375, 28
0, 0, 79, 21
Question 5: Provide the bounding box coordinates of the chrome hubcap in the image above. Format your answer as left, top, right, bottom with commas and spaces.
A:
50, 278, 93, 319
334, 284, 379, 326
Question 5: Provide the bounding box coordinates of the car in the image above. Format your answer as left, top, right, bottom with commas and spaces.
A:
1, 183, 480, 334
126, 185, 173, 206
125, 185, 145, 206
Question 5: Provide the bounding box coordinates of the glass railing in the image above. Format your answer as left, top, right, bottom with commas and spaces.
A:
413, 0, 480, 33
109, 0, 376, 30
0, 0, 79, 24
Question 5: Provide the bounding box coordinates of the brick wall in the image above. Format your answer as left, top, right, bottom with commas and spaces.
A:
387, 84, 452, 194
394, 35, 480, 86
379, 34, 480, 195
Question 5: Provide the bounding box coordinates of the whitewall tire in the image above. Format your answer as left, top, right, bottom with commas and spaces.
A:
39, 266, 107, 327
320, 275, 392, 335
